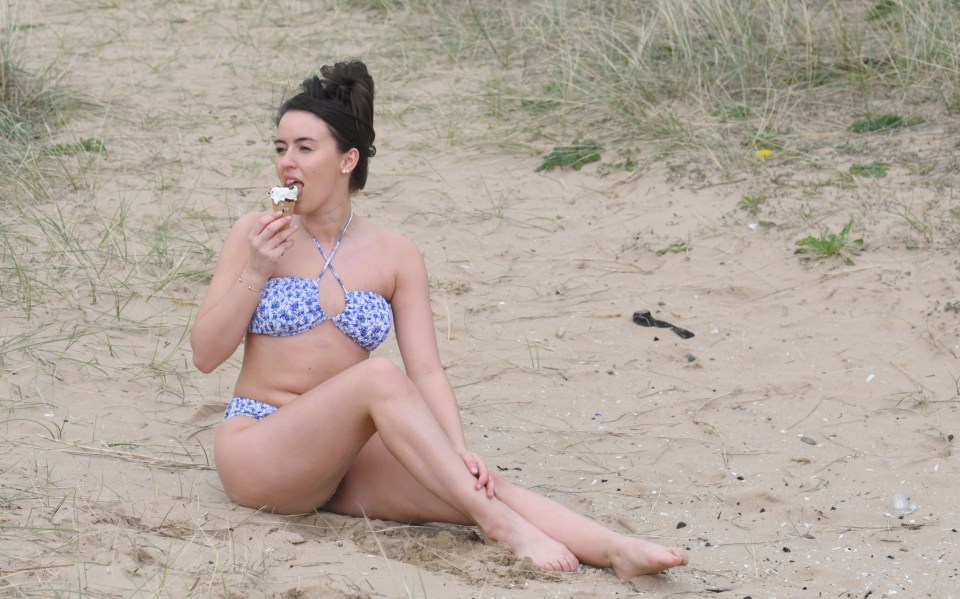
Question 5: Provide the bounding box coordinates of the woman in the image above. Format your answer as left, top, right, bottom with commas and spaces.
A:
190, 60, 688, 577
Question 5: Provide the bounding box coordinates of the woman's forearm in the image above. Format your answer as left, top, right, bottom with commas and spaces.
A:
191, 268, 265, 373
413, 371, 468, 449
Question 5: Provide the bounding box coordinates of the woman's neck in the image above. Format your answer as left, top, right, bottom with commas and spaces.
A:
298, 204, 354, 247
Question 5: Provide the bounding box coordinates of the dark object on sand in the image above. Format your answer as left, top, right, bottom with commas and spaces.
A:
632, 310, 695, 339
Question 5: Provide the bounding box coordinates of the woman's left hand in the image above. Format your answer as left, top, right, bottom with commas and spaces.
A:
458, 450, 496, 498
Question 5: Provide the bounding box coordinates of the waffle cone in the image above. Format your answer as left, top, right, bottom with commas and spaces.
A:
276, 200, 296, 230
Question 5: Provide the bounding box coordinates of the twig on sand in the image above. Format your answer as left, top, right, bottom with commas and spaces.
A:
54, 439, 214, 470
0, 563, 75, 577
691, 389, 742, 470
0, 563, 77, 589
440, 294, 452, 341
821, 264, 880, 278
785, 397, 824, 430
360, 509, 414, 597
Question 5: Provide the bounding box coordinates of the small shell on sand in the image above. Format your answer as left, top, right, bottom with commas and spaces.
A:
883, 492, 917, 517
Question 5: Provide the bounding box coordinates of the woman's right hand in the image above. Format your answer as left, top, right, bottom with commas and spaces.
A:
191, 211, 297, 373
245, 211, 297, 280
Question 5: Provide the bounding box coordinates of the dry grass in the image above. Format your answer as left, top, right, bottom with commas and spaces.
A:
343, 0, 960, 250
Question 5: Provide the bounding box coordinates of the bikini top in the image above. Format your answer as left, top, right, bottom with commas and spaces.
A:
247, 212, 393, 351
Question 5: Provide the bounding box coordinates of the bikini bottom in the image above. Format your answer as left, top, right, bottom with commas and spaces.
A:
223, 397, 279, 420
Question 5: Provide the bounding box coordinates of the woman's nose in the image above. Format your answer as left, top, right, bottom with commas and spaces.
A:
277, 151, 295, 169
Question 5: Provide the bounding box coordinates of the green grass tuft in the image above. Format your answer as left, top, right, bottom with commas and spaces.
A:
849, 113, 924, 133
738, 195, 766, 217
656, 241, 692, 255
535, 140, 602, 172
796, 219, 864, 265
850, 162, 889, 177
867, 0, 900, 21
46, 137, 107, 156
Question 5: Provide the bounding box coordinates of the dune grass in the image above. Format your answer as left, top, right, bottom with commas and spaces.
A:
0, 9, 63, 201
347, 0, 958, 164
0, 9, 213, 386
342, 0, 960, 250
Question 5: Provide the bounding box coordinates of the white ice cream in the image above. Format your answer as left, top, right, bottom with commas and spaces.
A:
270, 186, 298, 205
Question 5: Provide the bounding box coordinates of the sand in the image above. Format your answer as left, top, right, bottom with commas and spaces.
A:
1, 1, 957, 597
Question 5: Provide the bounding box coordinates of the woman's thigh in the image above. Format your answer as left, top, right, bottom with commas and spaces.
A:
214, 359, 402, 514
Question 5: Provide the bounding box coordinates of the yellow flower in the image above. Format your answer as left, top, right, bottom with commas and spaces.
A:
756, 148, 772, 159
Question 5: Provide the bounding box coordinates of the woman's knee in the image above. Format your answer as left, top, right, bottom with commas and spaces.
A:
489, 471, 512, 492
357, 357, 415, 398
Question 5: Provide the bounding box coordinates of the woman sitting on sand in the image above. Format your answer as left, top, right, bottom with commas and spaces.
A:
190, 59, 688, 577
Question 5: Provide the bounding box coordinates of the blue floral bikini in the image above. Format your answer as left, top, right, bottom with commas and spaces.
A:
224, 211, 393, 421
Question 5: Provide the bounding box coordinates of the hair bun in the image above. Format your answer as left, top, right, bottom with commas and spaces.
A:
320, 61, 370, 93
311, 61, 375, 131
317, 62, 370, 103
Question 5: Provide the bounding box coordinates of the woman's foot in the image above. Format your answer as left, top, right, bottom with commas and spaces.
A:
486, 510, 579, 572
609, 536, 688, 579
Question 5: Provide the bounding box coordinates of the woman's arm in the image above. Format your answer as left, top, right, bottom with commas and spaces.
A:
390, 237, 468, 450
384, 232, 497, 495
191, 211, 293, 373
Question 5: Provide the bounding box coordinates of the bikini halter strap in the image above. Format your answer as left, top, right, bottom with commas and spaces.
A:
311, 210, 354, 287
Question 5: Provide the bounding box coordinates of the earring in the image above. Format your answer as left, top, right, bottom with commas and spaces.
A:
341, 168, 349, 175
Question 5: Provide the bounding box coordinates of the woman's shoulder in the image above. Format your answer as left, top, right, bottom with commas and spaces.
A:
213, 211, 264, 259
358, 217, 420, 256
355, 218, 426, 290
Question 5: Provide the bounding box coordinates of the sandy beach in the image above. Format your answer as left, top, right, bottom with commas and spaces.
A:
1, 1, 957, 597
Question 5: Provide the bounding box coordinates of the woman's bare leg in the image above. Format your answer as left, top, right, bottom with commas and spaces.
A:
328, 437, 688, 578
491, 474, 688, 578
327, 433, 475, 525
215, 358, 576, 570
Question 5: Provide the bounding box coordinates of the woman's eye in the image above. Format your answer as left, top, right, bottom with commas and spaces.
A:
274, 146, 286, 154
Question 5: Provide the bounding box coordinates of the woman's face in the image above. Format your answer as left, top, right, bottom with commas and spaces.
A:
274, 110, 350, 209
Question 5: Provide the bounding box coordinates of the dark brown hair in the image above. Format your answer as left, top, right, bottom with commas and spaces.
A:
277, 60, 376, 192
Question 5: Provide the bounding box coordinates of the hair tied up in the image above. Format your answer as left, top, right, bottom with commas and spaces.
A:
277, 60, 376, 191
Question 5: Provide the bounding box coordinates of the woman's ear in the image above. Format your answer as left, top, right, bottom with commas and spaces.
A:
341, 148, 360, 173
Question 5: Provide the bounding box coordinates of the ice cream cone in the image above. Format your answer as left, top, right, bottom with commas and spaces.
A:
269, 186, 298, 231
